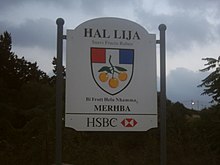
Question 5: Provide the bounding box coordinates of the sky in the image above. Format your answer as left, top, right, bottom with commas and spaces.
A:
1, 0, 219, 109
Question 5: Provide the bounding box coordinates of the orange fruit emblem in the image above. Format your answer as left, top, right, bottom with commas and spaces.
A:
97, 55, 129, 89
109, 78, 119, 88
118, 72, 127, 81
99, 72, 109, 82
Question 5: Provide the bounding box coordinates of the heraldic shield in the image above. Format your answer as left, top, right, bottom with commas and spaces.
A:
91, 47, 134, 95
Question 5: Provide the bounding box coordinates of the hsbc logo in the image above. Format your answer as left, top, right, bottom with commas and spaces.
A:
87, 117, 117, 127
86, 117, 138, 128
121, 118, 137, 127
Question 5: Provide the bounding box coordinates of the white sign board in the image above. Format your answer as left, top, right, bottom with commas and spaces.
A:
65, 17, 157, 131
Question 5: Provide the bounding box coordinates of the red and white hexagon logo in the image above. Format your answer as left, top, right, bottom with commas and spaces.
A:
121, 118, 137, 127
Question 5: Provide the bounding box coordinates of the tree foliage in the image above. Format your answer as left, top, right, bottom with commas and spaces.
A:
198, 57, 220, 104
0, 32, 49, 89
49, 57, 66, 85
0, 31, 220, 165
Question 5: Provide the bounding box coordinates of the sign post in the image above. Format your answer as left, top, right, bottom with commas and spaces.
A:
56, 18, 65, 165
65, 18, 158, 131
158, 24, 167, 165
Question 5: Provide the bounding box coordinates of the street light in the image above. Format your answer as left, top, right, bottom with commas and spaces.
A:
191, 100, 195, 109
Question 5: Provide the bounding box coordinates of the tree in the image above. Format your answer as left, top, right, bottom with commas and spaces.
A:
0, 31, 56, 165
0, 31, 49, 89
198, 57, 220, 104
49, 57, 66, 85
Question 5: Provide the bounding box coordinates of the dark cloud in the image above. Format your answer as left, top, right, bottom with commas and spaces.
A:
166, 14, 213, 51
0, 0, 26, 10
135, 8, 214, 53
0, 18, 56, 49
167, 0, 219, 11
80, 0, 106, 15
165, 0, 220, 49
166, 67, 211, 108
0, 0, 74, 12
0, 0, 135, 14
79, 0, 136, 15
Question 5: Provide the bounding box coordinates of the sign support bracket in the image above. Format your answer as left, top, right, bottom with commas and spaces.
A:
157, 24, 167, 165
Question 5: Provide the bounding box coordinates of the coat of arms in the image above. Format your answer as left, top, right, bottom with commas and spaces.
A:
91, 47, 134, 95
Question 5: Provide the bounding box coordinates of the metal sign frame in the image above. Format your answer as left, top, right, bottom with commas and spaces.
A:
55, 18, 167, 165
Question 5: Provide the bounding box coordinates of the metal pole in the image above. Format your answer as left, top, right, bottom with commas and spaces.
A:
56, 18, 64, 165
159, 24, 167, 165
